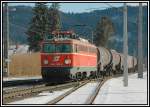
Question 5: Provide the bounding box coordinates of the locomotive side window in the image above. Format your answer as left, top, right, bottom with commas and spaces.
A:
74, 44, 96, 54
88, 47, 97, 54
74, 44, 78, 53
76, 44, 88, 53
77, 45, 81, 53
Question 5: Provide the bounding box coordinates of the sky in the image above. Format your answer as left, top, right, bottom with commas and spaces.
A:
7, 2, 148, 13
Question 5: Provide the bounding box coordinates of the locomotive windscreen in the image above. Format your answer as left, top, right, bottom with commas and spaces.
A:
43, 43, 72, 53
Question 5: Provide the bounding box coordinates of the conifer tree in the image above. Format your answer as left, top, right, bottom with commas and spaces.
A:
27, 3, 49, 52
27, 3, 61, 52
48, 3, 61, 33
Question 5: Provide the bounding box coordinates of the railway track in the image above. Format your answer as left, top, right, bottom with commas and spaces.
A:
48, 75, 126, 104
3, 73, 135, 104
85, 77, 110, 104
46, 78, 105, 104
3, 79, 43, 87
85, 73, 135, 104
47, 80, 91, 104
3, 81, 81, 104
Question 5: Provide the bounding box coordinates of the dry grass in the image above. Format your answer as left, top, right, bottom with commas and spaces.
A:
9, 52, 41, 77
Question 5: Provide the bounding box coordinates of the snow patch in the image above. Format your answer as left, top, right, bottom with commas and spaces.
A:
3, 76, 42, 81
57, 82, 99, 104
93, 72, 147, 104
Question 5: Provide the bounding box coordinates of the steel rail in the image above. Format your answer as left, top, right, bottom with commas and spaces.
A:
3, 81, 80, 104
85, 72, 136, 104
85, 77, 110, 104
47, 80, 90, 104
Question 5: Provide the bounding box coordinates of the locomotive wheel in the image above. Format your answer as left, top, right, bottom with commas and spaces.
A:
113, 70, 116, 75
82, 72, 87, 79
76, 72, 82, 80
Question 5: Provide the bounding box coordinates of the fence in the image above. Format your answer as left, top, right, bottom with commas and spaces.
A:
9, 52, 41, 77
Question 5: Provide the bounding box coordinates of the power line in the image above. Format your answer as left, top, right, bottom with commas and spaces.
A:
85, 3, 137, 25
85, 7, 110, 11
104, 3, 141, 25
10, 23, 49, 35
103, 3, 123, 12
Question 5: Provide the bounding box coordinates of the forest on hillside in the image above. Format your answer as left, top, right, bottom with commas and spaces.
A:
6, 5, 148, 56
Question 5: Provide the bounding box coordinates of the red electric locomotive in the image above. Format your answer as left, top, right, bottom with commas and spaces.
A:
41, 31, 97, 82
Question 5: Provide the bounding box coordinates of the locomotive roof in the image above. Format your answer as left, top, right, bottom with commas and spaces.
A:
43, 31, 96, 47
52, 31, 75, 35
42, 38, 96, 47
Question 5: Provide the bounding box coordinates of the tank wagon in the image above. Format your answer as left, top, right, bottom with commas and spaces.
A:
40, 31, 137, 83
118, 53, 137, 72
110, 50, 121, 74
97, 47, 113, 76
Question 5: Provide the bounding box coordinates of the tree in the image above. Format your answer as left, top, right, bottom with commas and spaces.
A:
27, 3, 49, 52
48, 3, 61, 33
94, 16, 115, 47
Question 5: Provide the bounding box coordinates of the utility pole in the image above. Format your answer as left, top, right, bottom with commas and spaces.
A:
138, 3, 143, 78
123, 3, 128, 87
133, 49, 136, 72
3, 3, 9, 76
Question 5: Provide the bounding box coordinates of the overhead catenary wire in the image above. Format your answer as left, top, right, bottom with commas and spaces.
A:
9, 3, 140, 45
10, 23, 49, 35
9, 3, 140, 52
104, 3, 124, 12
85, 3, 138, 24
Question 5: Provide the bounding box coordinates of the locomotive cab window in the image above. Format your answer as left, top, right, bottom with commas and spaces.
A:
62, 44, 72, 53
56, 44, 72, 53
43, 44, 55, 53
43, 43, 72, 53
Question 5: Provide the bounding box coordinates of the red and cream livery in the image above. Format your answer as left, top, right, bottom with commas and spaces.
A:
41, 31, 97, 82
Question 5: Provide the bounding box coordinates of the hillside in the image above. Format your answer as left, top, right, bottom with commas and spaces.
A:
6, 5, 148, 57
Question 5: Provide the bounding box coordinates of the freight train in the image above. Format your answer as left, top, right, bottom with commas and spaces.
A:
40, 31, 137, 83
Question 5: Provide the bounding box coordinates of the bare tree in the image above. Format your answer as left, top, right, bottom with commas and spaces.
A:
94, 16, 115, 47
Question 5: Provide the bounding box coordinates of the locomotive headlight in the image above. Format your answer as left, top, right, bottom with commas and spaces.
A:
64, 59, 71, 64
43, 59, 49, 65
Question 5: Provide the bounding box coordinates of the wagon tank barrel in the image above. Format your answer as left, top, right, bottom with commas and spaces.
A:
97, 47, 113, 69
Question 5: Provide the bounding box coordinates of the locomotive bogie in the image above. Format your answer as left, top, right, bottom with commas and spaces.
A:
41, 66, 97, 82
